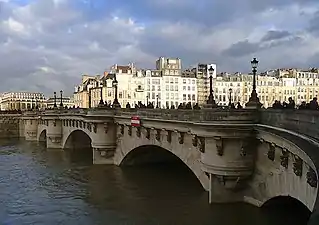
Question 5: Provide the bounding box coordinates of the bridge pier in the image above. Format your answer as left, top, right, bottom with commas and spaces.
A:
24, 118, 38, 141
199, 130, 257, 204
19, 119, 25, 139
46, 118, 62, 149
91, 122, 117, 164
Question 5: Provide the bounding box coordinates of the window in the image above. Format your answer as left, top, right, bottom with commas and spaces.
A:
171, 93, 174, 99
174, 85, 178, 91
192, 94, 195, 101
192, 80, 195, 84
183, 79, 186, 84
166, 85, 169, 91
183, 94, 186, 101
183, 86, 186, 91
192, 86, 195, 91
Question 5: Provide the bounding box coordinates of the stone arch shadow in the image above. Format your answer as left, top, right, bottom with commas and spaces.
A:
116, 144, 209, 191
261, 195, 312, 223
37, 127, 47, 142
63, 129, 92, 150
38, 129, 47, 143
62, 129, 93, 163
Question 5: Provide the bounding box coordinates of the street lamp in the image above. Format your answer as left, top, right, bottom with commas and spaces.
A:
206, 65, 217, 107
60, 90, 63, 108
112, 74, 120, 108
99, 81, 104, 106
53, 91, 57, 108
229, 88, 233, 106
246, 57, 262, 108
156, 95, 159, 108
146, 95, 149, 105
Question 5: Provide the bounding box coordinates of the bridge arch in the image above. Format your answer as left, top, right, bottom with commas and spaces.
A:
63, 129, 92, 151
262, 195, 311, 222
38, 129, 47, 143
247, 128, 318, 215
37, 127, 47, 142
114, 140, 209, 191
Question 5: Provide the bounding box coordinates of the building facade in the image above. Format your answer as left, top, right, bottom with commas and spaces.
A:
46, 97, 74, 108
213, 68, 319, 108
195, 63, 217, 106
73, 57, 198, 108
74, 75, 101, 108
0, 92, 45, 110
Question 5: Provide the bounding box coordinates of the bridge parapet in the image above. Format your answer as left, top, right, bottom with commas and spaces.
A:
260, 109, 319, 141
88, 108, 259, 123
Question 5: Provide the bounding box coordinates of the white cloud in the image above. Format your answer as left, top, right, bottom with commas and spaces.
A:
3, 17, 27, 34
0, 0, 318, 96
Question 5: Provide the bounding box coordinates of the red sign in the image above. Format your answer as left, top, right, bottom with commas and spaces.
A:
131, 116, 141, 127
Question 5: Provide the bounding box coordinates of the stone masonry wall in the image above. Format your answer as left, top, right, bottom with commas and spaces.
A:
260, 109, 319, 141
0, 115, 21, 138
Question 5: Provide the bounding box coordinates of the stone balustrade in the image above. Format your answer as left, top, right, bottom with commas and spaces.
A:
260, 109, 319, 141
89, 108, 260, 123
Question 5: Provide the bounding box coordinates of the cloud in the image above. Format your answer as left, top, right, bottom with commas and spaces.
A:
261, 30, 292, 42
0, 0, 318, 96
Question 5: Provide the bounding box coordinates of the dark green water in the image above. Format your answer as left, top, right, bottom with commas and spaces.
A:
0, 140, 309, 225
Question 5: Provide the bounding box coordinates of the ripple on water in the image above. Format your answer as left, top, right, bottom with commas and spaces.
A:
0, 142, 310, 225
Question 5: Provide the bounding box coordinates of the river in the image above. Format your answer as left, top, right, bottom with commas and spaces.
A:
0, 139, 309, 225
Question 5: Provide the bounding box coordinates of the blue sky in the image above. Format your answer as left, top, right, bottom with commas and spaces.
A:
0, 0, 319, 95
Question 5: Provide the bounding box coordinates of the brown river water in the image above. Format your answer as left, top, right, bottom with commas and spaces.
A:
0, 139, 310, 225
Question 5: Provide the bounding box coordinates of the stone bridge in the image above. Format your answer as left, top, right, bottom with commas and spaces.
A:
18, 108, 319, 224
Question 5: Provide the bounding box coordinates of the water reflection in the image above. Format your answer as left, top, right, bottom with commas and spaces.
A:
0, 140, 310, 225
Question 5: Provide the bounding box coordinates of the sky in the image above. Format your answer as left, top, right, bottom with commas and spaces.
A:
1, 0, 319, 96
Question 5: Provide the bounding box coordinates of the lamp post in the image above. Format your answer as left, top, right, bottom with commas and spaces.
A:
229, 88, 232, 106
246, 57, 262, 108
53, 91, 57, 108
112, 74, 120, 108
60, 90, 63, 108
206, 65, 217, 107
99, 81, 104, 106
156, 95, 159, 108
146, 95, 149, 105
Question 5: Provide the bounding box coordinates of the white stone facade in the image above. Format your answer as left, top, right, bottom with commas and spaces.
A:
0, 91, 46, 110
73, 57, 198, 108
